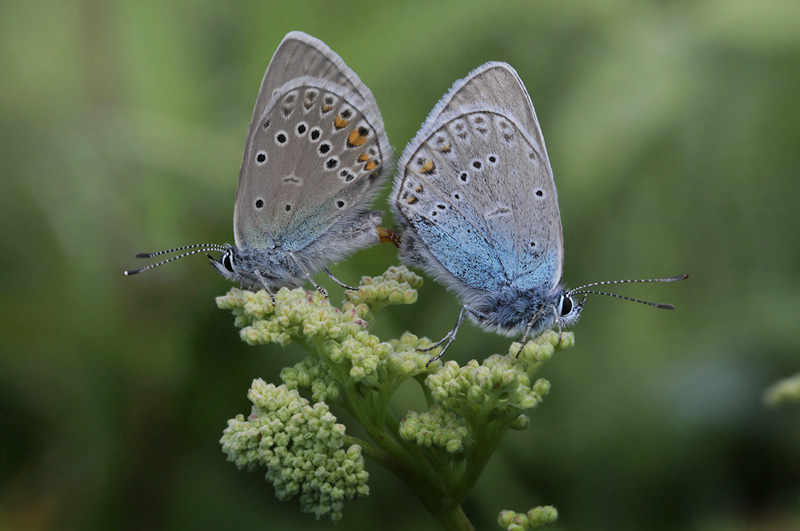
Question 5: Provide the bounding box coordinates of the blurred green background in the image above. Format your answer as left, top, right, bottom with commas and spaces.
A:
2, 0, 799, 529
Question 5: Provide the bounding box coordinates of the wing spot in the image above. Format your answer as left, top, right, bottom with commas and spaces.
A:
285, 204, 292, 212
471, 159, 482, 170
255, 198, 264, 209
295, 122, 308, 136
459, 171, 470, 183
321, 94, 336, 114
282, 175, 302, 185
309, 128, 322, 142
336, 199, 346, 209
281, 91, 298, 118
303, 89, 318, 110
487, 154, 498, 165
262, 119, 271, 130
402, 192, 418, 205
334, 114, 350, 129
318, 142, 332, 155
534, 188, 545, 199
452, 192, 461, 201
325, 157, 339, 170
417, 158, 436, 175
275, 131, 288, 145
346, 126, 369, 147
255, 150, 267, 165
364, 159, 378, 171
433, 135, 452, 153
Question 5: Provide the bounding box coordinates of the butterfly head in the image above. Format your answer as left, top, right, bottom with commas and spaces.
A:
555, 291, 585, 329
208, 245, 239, 281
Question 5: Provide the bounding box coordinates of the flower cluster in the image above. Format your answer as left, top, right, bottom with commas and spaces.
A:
498, 506, 559, 530
220, 379, 367, 521
217, 266, 573, 527
399, 331, 572, 455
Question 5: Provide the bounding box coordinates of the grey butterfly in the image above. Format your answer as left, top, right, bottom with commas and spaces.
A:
391, 62, 686, 361
126, 31, 392, 296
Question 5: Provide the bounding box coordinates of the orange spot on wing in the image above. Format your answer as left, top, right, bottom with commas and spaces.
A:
418, 159, 435, 174
348, 128, 367, 147
334, 115, 350, 129
365, 160, 378, 171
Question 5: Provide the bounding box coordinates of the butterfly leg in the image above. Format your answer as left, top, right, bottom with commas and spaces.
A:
513, 305, 551, 358
419, 305, 483, 367
289, 252, 328, 297
252, 270, 277, 305
322, 266, 358, 290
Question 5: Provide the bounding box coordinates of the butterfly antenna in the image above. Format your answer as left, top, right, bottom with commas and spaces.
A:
133, 243, 226, 259
124, 245, 226, 276
567, 274, 688, 310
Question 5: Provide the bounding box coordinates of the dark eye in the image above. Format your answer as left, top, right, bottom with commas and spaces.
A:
222, 252, 234, 272
559, 295, 573, 316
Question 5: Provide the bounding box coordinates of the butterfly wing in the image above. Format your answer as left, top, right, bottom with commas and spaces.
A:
234, 32, 390, 254
392, 62, 563, 298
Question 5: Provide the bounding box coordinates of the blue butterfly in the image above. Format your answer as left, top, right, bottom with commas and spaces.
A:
391, 62, 686, 361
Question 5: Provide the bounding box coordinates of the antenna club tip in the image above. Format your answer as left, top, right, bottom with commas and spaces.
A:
123, 269, 137, 276
656, 303, 676, 310
135, 253, 153, 258
679, 273, 689, 280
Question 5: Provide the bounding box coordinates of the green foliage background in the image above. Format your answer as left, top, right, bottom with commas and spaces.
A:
2, 0, 799, 529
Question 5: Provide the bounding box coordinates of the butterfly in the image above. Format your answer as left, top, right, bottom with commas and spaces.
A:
391, 62, 687, 361
126, 31, 393, 296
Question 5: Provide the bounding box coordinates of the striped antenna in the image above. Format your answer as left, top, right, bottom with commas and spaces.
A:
567, 274, 689, 309
124, 244, 226, 276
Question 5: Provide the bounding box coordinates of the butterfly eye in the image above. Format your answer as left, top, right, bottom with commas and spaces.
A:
559, 295, 573, 317
221, 251, 235, 273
